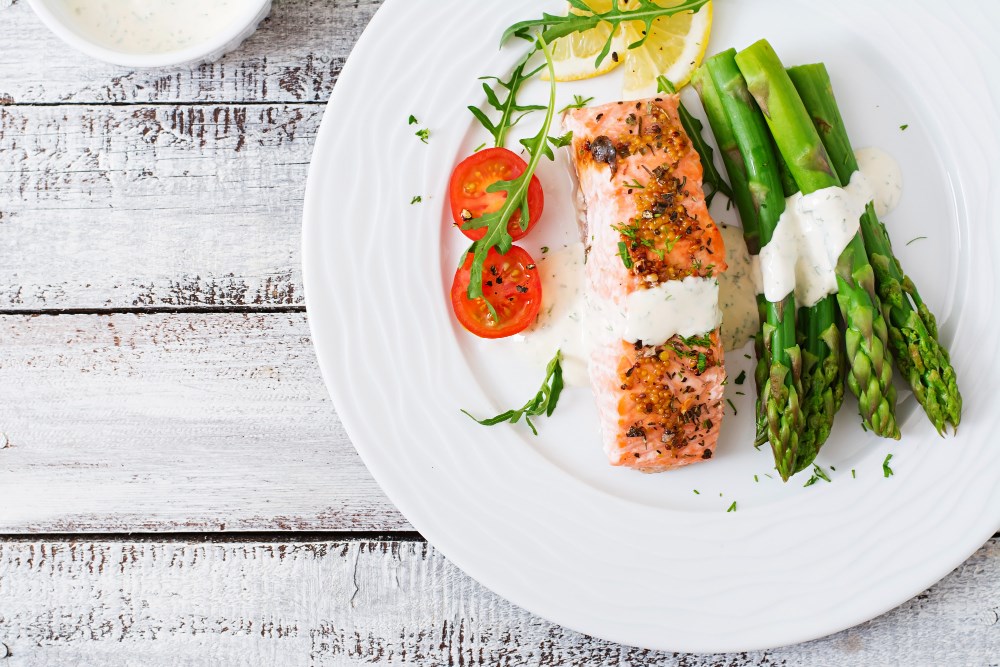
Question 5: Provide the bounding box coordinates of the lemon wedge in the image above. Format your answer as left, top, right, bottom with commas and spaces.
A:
544, 1, 713, 95
544, 3, 625, 82
622, 0, 713, 98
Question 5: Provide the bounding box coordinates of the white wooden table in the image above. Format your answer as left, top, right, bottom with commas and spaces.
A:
0, 1, 997, 664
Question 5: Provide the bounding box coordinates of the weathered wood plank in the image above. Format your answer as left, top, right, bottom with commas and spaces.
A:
0, 0, 382, 105
0, 312, 408, 531
0, 537, 997, 665
0, 103, 317, 309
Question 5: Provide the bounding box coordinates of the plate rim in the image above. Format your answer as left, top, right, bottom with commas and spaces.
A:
303, 0, 1000, 652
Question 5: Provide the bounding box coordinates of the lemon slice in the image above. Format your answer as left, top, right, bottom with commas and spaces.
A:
544, 3, 625, 82
621, 0, 713, 99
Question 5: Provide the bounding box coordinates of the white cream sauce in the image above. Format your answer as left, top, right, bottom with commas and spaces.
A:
623, 276, 721, 346
57, 0, 256, 54
717, 224, 759, 351
854, 146, 903, 218
513, 244, 589, 387
759, 170, 874, 307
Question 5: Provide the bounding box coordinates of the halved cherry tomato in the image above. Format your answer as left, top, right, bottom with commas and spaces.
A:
451, 245, 542, 338
448, 147, 544, 242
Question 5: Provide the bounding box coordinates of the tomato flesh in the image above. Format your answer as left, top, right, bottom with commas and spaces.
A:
448, 147, 544, 242
451, 245, 542, 338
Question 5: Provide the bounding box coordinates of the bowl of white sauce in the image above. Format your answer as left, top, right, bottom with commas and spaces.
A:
26, 0, 272, 68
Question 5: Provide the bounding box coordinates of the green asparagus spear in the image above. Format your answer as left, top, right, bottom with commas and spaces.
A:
776, 133, 846, 468
691, 66, 769, 449
704, 49, 804, 479
735, 41, 899, 440
787, 63, 961, 434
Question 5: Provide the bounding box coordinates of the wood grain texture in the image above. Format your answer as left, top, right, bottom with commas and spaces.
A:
0, 0, 382, 104
0, 103, 317, 309
0, 312, 408, 531
0, 537, 997, 666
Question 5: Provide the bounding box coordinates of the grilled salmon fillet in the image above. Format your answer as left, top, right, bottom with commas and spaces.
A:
563, 96, 727, 471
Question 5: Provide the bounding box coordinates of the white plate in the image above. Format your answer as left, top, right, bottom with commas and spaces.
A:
303, 0, 1000, 652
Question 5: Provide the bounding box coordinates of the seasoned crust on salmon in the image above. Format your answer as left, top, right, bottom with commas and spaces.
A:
564, 96, 727, 471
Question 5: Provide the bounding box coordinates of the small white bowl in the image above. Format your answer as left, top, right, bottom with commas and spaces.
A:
26, 0, 272, 68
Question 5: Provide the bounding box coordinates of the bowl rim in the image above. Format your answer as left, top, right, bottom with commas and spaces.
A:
25, 0, 272, 68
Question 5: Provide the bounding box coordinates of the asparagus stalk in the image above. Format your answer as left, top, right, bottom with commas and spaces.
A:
787, 63, 961, 434
735, 40, 900, 439
704, 49, 803, 480
691, 66, 769, 448
776, 131, 846, 467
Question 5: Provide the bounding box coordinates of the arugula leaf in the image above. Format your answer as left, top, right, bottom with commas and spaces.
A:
469, 52, 546, 148
559, 94, 594, 114
461, 35, 559, 303
503, 0, 710, 68
656, 76, 733, 207
462, 350, 564, 435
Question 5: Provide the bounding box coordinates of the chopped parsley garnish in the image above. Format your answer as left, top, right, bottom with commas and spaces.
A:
683, 334, 712, 348
882, 453, 894, 478
726, 501, 737, 513
753, 474, 759, 483
906, 236, 927, 246
726, 398, 737, 415
693, 489, 700, 495
899, 124, 909, 131
473, 142, 487, 152
618, 241, 633, 269
410, 195, 422, 205
559, 94, 594, 114
462, 350, 563, 436
415, 128, 430, 143
734, 370, 746, 385
696, 353, 707, 374
624, 178, 645, 189
803, 464, 831, 487
408, 114, 418, 125
613, 222, 638, 238
852, 469, 856, 479
541, 246, 549, 254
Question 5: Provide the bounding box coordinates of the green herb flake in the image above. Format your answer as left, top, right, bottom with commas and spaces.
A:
852, 469, 856, 479
415, 128, 430, 143
726, 501, 737, 513
473, 142, 487, 152
696, 353, 707, 374
754, 474, 759, 483
541, 246, 549, 254
693, 489, 700, 495
410, 196, 422, 205
407, 114, 418, 125
899, 123, 909, 131
559, 94, 595, 114
462, 350, 564, 435
618, 241, 633, 269
743, 354, 751, 360
813, 464, 831, 483
883, 453, 894, 478
726, 398, 737, 415
547, 130, 573, 149
734, 370, 747, 385
624, 178, 645, 189
906, 236, 927, 246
